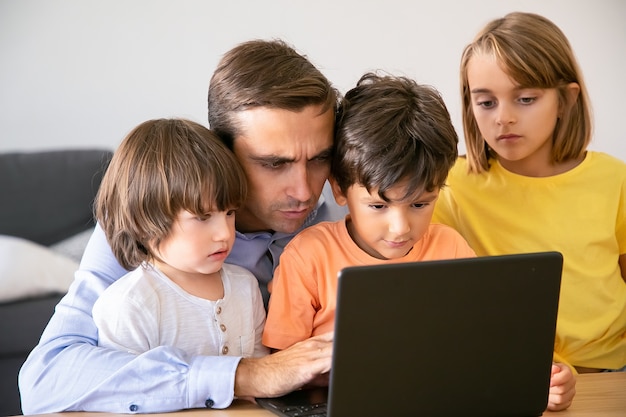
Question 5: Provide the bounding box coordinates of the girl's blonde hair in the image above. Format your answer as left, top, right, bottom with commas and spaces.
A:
460, 12, 592, 173
95, 118, 247, 270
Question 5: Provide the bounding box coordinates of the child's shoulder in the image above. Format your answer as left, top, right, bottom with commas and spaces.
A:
588, 151, 626, 168
426, 222, 476, 257
291, 219, 346, 245
578, 152, 626, 183
98, 265, 161, 304
427, 222, 467, 239
109, 265, 155, 290
446, 156, 472, 180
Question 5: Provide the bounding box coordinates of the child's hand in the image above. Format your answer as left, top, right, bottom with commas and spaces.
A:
547, 363, 576, 411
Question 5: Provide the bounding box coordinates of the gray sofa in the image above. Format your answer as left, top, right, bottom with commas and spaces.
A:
0, 149, 112, 416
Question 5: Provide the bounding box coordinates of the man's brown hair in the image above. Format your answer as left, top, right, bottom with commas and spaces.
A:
208, 39, 339, 149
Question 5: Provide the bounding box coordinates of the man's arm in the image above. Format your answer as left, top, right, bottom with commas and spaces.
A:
19, 224, 334, 413
235, 332, 333, 398
18, 225, 240, 413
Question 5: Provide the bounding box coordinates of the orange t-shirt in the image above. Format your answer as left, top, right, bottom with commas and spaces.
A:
263, 218, 476, 349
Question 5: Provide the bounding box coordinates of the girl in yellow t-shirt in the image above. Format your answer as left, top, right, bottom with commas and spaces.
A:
433, 10, 626, 401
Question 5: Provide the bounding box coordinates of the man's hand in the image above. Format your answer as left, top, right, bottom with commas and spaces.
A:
547, 363, 576, 411
234, 332, 333, 398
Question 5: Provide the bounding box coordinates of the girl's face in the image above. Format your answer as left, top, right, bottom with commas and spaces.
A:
466, 53, 561, 176
332, 179, 439, 260
151, 207, 236, 281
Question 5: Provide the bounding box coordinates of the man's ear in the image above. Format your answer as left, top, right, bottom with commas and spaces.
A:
329, 176, 348, 206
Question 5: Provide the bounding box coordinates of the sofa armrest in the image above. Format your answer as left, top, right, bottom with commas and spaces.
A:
0, 149, 113, 245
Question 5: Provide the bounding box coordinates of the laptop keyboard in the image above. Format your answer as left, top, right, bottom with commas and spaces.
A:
268, 401, 327, 417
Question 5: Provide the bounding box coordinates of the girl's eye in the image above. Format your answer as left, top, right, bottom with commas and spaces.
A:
519, 96, 536, 104
412, 202, 428, 209
226, 209, 236, 216
476, 100, 495, 109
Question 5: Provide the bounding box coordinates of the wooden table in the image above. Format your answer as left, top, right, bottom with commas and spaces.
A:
19, 372, 625, 417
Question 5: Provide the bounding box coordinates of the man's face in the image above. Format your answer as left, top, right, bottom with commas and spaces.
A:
231, 104, 334, 233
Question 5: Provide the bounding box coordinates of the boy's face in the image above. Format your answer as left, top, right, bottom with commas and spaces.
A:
151, 208, 236, 282
230, 104, 334, 234
332, 179, 439, 260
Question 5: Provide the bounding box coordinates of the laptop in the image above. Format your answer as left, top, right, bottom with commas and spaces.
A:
257, 251, 563, 417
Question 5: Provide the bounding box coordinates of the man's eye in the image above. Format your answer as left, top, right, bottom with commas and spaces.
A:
313, 154, 331, 164
263, 161, 285, 169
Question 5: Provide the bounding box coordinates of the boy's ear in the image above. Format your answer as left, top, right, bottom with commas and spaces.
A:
329, 176, 348, 206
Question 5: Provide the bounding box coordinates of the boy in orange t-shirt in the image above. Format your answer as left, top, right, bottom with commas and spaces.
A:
263, 73, 475, 350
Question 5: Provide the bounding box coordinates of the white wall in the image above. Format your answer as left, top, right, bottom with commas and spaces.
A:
1, 0, 625, 160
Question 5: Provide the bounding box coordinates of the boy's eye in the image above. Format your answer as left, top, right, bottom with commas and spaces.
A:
226, 209, 236, 216
369, 204, 386, 210
412, 202, 428, 209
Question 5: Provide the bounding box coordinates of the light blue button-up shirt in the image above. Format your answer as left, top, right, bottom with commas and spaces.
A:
18, 183, 346, 414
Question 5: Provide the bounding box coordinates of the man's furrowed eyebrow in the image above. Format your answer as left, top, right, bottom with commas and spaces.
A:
249, 154, 295, 164
248, 147, 333, 164
312, 147, 333, 160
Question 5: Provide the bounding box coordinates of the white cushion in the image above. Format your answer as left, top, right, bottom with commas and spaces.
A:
49, 228, 94, 262
0, 235, 78, 303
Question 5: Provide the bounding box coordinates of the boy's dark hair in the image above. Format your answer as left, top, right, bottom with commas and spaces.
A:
95, 118, 247, 270
208, 39, 339, 150
332, 72, 458, 201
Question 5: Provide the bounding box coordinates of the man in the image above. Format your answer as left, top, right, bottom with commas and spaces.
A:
19, 39, 347, 414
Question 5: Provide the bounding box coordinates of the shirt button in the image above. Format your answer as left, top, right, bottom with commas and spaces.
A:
222, 346, 229, 354
220, 323, 227, 332
129, 404, 139, 412
216, 306, 222, 314
205, 398, 215, 408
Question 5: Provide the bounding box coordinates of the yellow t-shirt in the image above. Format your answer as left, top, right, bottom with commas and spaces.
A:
433, 152, 626, 370
263, 218, 476, 350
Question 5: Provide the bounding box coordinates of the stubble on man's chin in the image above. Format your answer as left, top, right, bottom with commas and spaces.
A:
236, 198, 316, 234
234, 208, 270, 233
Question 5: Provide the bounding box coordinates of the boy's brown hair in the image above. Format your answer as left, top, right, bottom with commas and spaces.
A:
95, 118, 247, 270
332, 72, 458, 200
